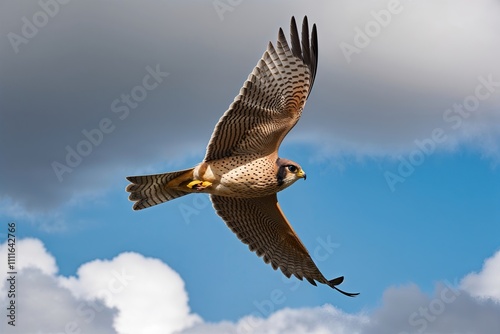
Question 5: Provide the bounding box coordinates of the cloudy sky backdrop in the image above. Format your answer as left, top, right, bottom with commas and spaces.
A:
1, 0, 499, 333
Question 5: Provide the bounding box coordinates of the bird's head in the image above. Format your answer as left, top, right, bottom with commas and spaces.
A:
276, 158, 306, 187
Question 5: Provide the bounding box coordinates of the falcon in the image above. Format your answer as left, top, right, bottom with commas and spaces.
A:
126, 16, 358, 297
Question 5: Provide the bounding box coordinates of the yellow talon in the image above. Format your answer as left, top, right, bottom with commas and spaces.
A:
201, 181, 212, 187
187, 180, 201, 189
186, 180, 212, 190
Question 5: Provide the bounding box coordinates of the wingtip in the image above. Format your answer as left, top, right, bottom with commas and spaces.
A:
328, 276, 359, 297
302, 16, 309, 29
277, 27, 286, 46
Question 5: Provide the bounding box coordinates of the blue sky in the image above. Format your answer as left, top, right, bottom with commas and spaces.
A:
1, 1, 500, 333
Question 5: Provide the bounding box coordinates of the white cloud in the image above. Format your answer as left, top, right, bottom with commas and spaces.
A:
0, 238, 200, 334
1, 239, 500, 334
461, 249, 500, 302
59, 252, 201, 334
0, 237, 57, 275
1, 268, 116, 334
179, 304, 368, 334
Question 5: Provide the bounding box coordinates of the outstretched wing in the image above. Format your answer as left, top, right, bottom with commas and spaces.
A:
210, 194, 358, 296
204, 16, 318, 162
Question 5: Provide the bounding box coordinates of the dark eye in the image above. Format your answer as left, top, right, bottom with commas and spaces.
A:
287, 165, 297, 173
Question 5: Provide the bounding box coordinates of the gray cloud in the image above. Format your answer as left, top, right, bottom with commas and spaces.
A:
368, 283, 500, 334
1, 0, 499, 214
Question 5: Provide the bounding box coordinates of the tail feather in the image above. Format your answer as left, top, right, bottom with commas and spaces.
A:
126, 168, 193, 210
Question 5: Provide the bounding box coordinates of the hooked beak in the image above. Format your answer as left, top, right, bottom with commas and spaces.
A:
297, 169, 307, 180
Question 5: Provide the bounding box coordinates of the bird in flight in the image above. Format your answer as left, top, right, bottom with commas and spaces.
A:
126, 16, 358, 297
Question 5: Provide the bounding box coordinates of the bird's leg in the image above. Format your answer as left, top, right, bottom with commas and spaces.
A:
166, 169, 195, 188
186, 180, 212, 190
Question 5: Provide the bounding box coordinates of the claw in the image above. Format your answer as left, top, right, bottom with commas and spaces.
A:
186, 180, 212, 190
